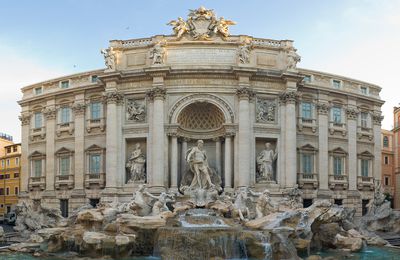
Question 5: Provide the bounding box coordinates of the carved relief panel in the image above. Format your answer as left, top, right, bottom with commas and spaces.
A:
256, 98, 277, 123
126, 98, 146, 123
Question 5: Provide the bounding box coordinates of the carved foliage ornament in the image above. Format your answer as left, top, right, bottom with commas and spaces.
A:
372, 112, 384, 125
316, 102, 329, 115
167, 6, 236, 40
345, 108, 359, 120
127, 99, 146, 122
236, 87, 255, 100
19, 114, 31, 125
103, 91, 123, 104
256, 98, 276, 123
146, 87, 166, 101
279, 91, 299, 104
72, 103, 86, 115
42, 107, 57, 120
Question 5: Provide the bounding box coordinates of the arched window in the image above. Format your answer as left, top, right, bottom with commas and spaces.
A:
383, 136, 389, 148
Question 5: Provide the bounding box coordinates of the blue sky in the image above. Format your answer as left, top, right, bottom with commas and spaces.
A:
1, 0, 400, 142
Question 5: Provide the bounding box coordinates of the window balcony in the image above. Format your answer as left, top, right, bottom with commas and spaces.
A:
56, 122, 74, 136
30, 127, 46, 141
329, 121, 347, 136
357, 126, 373, 140
297, 173, 318, 188
329, 174, 348, 190
357, 176, 374, 190
85, 173, 105, 189
297, 117, 317, 133
28, 176, 46, 191
55, 174, 74, 189
86, 118, 106, 133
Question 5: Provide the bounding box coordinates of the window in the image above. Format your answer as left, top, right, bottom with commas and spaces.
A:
5, 174, 10, 179
332, 106, 342, 124
384, 156, 389, 165
59, 156, 70, 175
60, 107, 71, 124
360, 86, 368, 95
303, 75, 312, 83
89, 154, 101, 174
14, 173, 19, 178
60, 80, 69, 89
15, 158, 19, 165
91, 75, 98, 83
1, 160, 3, 167
302, 102, 312, 119
13, 146, 17, 152
361, 159, 369, 177
33, 159, 42, 177
34, 112, 42, 129
334, 199, 343, 206
6, 206, 10, 213
383, 136, 389, 147
0, 175, 3, 180
15, 187, 19, 195
361, 112, 368, 128
332, 80, 341, 89
333, 156, 343, 175
6, 147, 11, 153
6, 187, 9, 195
90, 102, 101, 120
302, 154, 313, 174
0, 189, 3, 195
384, 176, 390, 186
34, 87, 43, 95
6, 159, 10, 167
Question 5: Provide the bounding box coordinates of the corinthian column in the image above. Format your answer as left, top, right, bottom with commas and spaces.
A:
169, 133, 178, 189
42, 102, 57, 193
104, 88, 123, 191
373, 111, 383, 182
346, 106, 359, 191
317, 100, 330, 190
19, 112, 31, 195
224, 133, 233, 189
72, 97, 86, 192
147, 86, 166, 190
236, 87, 253, 187
280, 90, 298, 188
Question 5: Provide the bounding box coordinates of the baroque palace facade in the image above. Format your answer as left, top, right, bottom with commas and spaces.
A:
19, 7, 383, 216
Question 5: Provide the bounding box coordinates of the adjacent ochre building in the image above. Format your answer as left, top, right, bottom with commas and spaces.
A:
18, 7, 384, 217
381, 129, 395, 206
0, 134, 21, 215
393, 107, 400, 209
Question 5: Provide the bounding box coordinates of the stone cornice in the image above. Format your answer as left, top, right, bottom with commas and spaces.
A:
144, 66, 171, 78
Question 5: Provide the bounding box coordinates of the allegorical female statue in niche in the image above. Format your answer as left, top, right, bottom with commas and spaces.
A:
256, 142, 278, 182
126, 143, 146, 183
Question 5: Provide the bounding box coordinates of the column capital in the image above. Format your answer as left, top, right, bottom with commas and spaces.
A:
279, 90, 299, 104
146, 86, 166, 101
317, 102, 330, 115
372, 111, 384, 126
236, 87, 254, 100
103, 90, 124, 104
19, 113, 31, 126
42, 107, 57, 120
72, 102, 86, 116
346, 107, 359, 120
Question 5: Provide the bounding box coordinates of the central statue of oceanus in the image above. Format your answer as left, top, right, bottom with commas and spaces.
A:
180, 139, 222, 206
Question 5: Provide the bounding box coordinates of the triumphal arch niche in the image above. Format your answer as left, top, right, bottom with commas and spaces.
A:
98, 6, 303, 202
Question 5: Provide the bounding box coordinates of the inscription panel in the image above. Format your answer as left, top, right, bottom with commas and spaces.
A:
127, 53, 147, 67
256, 52, 277, 67
167, 48, 236, 65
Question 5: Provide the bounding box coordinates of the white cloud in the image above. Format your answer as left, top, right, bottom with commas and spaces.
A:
0, 43, 67, 142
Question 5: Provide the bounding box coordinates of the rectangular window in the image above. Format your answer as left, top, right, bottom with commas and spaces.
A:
0, 189, 3, 195
14, 173, 19, 178
302, 102, 312, 119
15, 158, 19, 165
13, 146, 17, 152
332, 107, 342, 124
60, 80, 69, 89
59, 157, 70, 175
90, 102, 101, 120
361, 112, 368, 128
5, 174, 10, 179
91, 75, 98, 83
34, 112, 42, 129
302, 154, 313, 174
332, 80, 341, 89
361, 159, 369, 177
303, 75, 312, 83
60, 107, 71, 123
6, 147, 11, 153
6, 159, 10, 167
34, 87, 43, 95
384, 156, 389, 165
6, 187, 9, 195
15, 187, 18, 195
333, 156, 343, 175
360, 86, 368, 94
384, 176, 390, 186
33, 159, 42, 177
89, 154, 101, 174
0, 175, 3, 180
